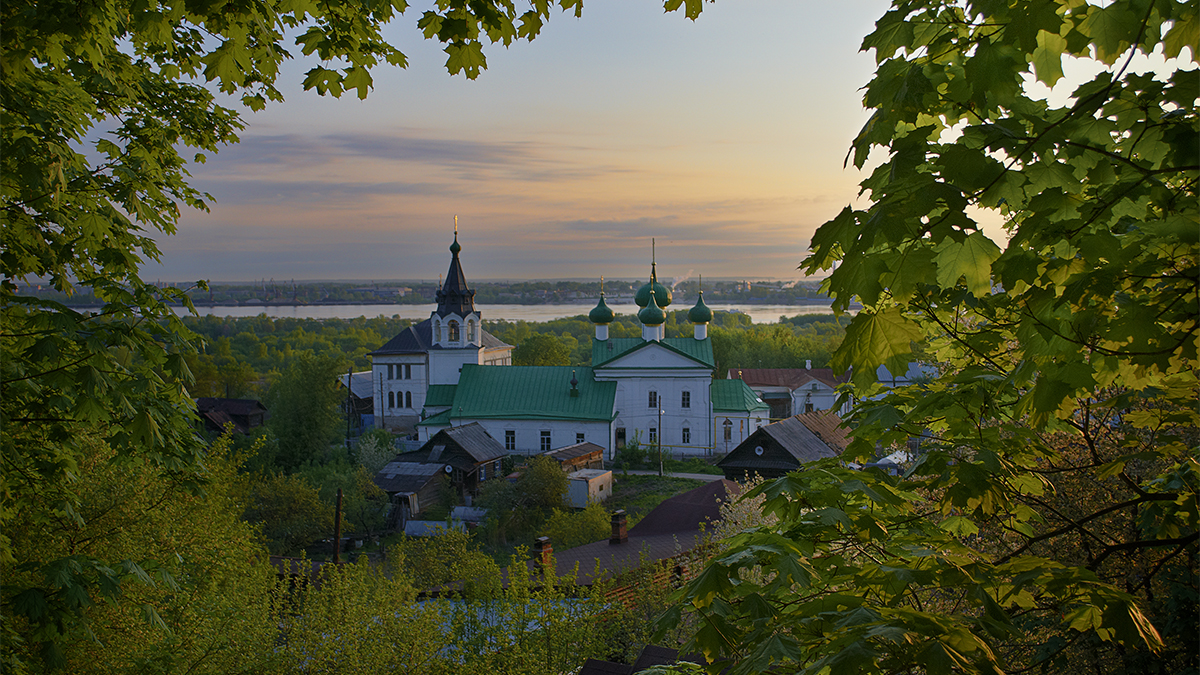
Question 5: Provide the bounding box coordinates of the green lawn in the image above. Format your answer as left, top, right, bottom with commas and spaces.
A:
606, 474, 707, 526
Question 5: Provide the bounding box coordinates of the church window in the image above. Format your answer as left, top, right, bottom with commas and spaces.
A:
648, 427, 658, 444
448, 320, 460, 342
648, 390, 658, 408
615, 428, 626, 448
681, 391, 690, 408
434, 320, 442, 342
540, 430, 552, 452
405, 364, 412, 379
405, 391, 412, 408
468, 320, 476, 342
388, 392, 395, 408
387, 364, 394, 380
505, 430, 516, 451
682, 427, 691, 444
723, 419, 732, 441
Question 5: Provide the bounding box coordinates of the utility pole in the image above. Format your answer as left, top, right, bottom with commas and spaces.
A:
345, 365, 353, 452
657, 405, 664, 477
333, 488, 343, 564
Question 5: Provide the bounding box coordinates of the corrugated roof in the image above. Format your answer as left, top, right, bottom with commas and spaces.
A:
374, 460, 444, 493
794, 410, 850, 452
759, 416, 840, 463
591, 337, 715, 369
448, 365, 616, 422
370, 318, 509, 356
424, 384, 457, 407
710, 379, 770, 413
544, 441, 605, 463
440, 423, 508, 463
338, 371, 373, 399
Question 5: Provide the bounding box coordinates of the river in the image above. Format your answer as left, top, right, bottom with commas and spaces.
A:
189, 302, 851, 324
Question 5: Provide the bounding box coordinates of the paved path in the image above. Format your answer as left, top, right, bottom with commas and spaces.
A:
617, 469, 725, 482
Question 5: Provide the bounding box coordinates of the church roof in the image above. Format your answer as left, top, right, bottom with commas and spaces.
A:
424, 384, 458, 407
369, 318, 510, 356
445, 365, 616, 422
591, 337, 715, 369
435, 233, 476, 318
710, 379, 770, 413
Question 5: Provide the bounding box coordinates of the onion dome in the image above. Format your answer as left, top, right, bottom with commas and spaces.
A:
634, 267, 672, 308
449, 233, 461, 255
638, 288, 666, 326
589, 293, 615, 324
688, 290, 713, 324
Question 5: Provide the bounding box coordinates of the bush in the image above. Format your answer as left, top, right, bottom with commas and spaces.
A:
538, 503, 611, 549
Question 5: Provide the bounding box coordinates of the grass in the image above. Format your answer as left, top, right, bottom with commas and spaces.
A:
606, 474, 707, 526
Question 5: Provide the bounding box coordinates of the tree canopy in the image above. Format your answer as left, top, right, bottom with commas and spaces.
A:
662, 1, 1197, 673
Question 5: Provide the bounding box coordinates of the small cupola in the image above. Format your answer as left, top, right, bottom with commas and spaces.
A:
634, 239, 672, 309
689, 275, 713, 340
638, 288, 666, 341
589, 277, 615, 341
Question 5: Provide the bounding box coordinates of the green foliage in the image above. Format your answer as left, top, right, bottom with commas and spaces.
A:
539, 503, 611, 550
266, 353, 346, 470
356, 428, 397, 474
477, 455, 570, 549
662, 2, 1199, 674
3, 435, 275, 673
513, 333, 574, 366
710, 320, 846, 376
239, 472, 333, 556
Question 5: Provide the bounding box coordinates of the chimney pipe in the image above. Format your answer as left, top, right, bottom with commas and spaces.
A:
533, 536, 553, 570
610, 510, 628, 545
806, 360, 812, 370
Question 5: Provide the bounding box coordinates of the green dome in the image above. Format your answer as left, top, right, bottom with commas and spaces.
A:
638, 289, 666, 325
688, 292, 713, 324
634, 266, 672, 308
589, 294, 615, 324
449, 234, 461, 255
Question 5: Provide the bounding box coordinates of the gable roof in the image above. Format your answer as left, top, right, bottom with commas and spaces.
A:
417, 408, 453, 428
369, 318, 509, 356
718, 415, 841, 474
727, 367, 848, 390
591, 337, 715, 369
447, 365, 616, 422
195, 398, 267, 416
710, 379, 770, 414
398, 422, 507, 468
543, 441, 605, 463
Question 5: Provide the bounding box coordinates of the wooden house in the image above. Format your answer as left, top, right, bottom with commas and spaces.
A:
716, 411, 847, 480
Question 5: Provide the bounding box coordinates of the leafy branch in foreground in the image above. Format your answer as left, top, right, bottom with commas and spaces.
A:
658, 1, 1197, 673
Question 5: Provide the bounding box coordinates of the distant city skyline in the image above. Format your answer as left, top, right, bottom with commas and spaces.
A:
142, 1, 894, 283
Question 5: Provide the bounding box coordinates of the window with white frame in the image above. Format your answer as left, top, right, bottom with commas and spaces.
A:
388, 392, 395, 408
648, 390, 658, 408
681, 391, 690, 408
648, 427, 658, 444
505, 430, 516, 451
682, 427, 691, 444
540, 430, 551, 452
405, 391, 412, 408
405, 364, 412, 379
576, 432, 585, 444
448, 320, 460, 342
387, 364, 394, 380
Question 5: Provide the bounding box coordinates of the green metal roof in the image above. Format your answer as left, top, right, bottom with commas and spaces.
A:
425, 384, 458, 407
592, 337, 715, 369
711, 379, 770, 413
446, 365, 616, 422
416, 408, 453, 427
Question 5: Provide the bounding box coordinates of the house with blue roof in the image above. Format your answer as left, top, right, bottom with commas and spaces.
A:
371, 232, 768, 460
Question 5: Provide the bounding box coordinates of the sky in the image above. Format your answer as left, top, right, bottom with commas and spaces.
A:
144, 0, 895, 284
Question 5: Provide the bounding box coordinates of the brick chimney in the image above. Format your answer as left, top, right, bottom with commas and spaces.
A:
533, 536, 553, 570
610, 510, 628, 545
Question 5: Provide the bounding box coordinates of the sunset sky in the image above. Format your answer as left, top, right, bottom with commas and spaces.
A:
145, 0, 895, 284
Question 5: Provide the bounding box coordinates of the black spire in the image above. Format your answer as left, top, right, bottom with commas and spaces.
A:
435, 221, 476, 317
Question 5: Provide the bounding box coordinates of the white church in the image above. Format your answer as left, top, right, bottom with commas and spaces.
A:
368, 233, 769, 460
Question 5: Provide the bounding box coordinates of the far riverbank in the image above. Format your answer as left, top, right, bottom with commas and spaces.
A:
185, 302, 856, 324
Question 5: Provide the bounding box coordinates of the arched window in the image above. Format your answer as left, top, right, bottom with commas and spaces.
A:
405, 391, 412, 408
467, 319, 476, 342
434, 319, 442, 342
388, 391, 395, 408
448, 320, 460, 342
